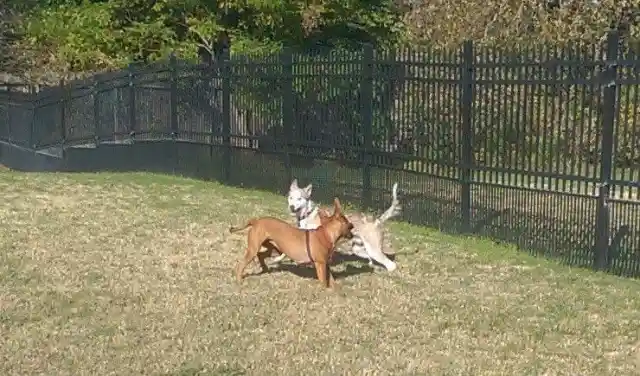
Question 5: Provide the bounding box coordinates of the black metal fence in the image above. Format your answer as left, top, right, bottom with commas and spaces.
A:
2, 31, 640, 276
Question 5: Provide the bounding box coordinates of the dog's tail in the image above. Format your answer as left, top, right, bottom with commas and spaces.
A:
375, 182, 401, 226
229, 219, 257, 234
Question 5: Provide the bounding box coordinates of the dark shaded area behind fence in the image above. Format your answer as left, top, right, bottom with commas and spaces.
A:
2, 32, 640, 277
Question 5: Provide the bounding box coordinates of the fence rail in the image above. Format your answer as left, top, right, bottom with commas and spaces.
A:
2, 31, 640, 277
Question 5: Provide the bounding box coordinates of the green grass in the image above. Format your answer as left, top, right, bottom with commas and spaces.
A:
1, 170, 639, 375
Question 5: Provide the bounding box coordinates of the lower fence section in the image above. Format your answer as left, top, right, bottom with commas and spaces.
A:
0, 141, 65, 171
1, 139, 640, 277
471, 184, 598, 269
609, 200, 640, 276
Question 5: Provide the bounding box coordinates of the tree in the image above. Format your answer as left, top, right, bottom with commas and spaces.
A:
400, 0, 640, 48
1, 1, 20, 75
11, 0, 404, 75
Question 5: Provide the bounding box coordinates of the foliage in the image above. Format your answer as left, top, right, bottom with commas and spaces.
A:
0, 1, 22, 74
400, 0, 640, 48
9, 0, 403, 76
22, 3, 126, 72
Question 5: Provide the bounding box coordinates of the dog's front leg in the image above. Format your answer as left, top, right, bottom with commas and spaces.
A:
326, 265, 336, 288
314, 262, 335, 288
271, 253, 287, 264
264, 240, 287, 264
314, 262, 329, 288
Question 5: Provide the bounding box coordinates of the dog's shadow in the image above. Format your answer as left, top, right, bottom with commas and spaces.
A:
266, 263, 373, 280
264, 252, 397, 280
333, 252, 397, 264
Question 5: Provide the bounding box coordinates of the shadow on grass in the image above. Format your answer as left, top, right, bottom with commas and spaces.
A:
266, 263, 374, 281
260, 250, 401, 280
242, 250, 380, 280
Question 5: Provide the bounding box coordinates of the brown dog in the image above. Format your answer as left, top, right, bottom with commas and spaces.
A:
229, 198, 354, 288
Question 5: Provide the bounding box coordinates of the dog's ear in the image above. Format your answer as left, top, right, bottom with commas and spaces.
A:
303, 183, 313, 197
290, 179, 299, 190
333, 197, 342, 215
318, 208, 330, 220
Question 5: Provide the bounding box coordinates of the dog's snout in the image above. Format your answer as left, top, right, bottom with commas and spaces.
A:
289, 205, 296, 212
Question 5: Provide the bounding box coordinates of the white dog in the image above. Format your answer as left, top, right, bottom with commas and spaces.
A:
275, 179, 401, 271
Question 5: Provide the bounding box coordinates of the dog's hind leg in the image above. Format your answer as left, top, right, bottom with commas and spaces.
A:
362, 238, 397, 271
256, 251, 270, 274
235, 248, 255, 282
351, 237, 373, 266
235, 233, 263, 282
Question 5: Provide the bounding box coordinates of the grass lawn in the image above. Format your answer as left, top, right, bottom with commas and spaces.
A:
1, 170, 639, 376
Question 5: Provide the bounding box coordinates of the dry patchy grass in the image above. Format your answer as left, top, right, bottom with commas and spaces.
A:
0, 171, 639, 376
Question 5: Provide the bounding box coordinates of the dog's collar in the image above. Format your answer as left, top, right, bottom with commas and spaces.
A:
303, 227, 332, 263
316, 228, 332, 251
296, 204, 317, 225
304, 231, 314, 263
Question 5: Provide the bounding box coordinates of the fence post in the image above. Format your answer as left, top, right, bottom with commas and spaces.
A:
281, 47, 294, 185
221, 48, 232, 183
59, 79, 67, 153
208, 56, 217, 150
93, 74, 101, 147
361, 44, 374, 210
128, 63, 137, 141
29, 86, 37, 149
460, 40, 475, 233
169, 53, 178, 140
594, 30, 619, 271
7, 96, 13, 144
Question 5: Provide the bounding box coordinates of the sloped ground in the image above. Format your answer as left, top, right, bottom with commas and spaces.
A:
0, 171, 638, 376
